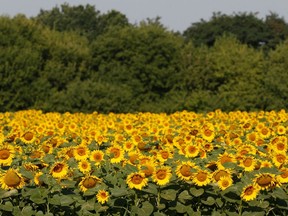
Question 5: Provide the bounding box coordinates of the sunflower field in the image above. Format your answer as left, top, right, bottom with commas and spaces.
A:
0, 109, 287, 215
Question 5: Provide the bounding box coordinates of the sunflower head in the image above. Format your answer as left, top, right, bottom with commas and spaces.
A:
192, 169, 211, 186
79, 175, 101, 192
78, 160, 92, 174
90, 150, 104, 166
152, 166, 172, 186
176, 161, 196, 181
0, 144, 15, 166
218, 176, 233, 190
74, 145, 90, 161
126, 172, 148, 190
96, 190, 109, 204
50, 162, 69, 179
254, 173, 278, 190
241, 184, 260, 201
0, 169, 25, 190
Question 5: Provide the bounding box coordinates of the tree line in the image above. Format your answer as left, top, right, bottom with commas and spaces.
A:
0, 4, 288, 113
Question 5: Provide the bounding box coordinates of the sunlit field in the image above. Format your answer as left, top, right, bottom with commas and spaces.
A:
0, 109, 287, 215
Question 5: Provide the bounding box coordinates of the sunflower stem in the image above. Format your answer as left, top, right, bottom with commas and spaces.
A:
238, 199, 242, 215
157, 186, 161, 211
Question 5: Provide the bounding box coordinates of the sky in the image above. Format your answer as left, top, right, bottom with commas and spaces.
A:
0, 0, 288, 32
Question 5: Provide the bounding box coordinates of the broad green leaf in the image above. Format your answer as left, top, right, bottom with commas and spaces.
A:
19, 169, 34, 180
94, 203, 109, 212
156, 203, 166, 210
178, 190, 193, 203
30, 193, 46, 205
48, 196, 60, 205
272, 187, 288, 200
110, 187, 129, 197
81, 198, 95, 211
0, 189, 18, 199
174, 202, 187, 213
258, 200, 269, 209
124, 163, 139, 173
138, 201, 154, 216
160, 189, 177, 201
60, 195, 75, 206
212, 211, 225, 216
21, 206, 35, 215
201, 196, 215, 206
0, 201, 13, 212
216, 198, 223, 207
43, 154, 55, 164
142, 183, 158, 195
35, 211, 44, 216
153, 212, 167, 216
222, 162, 237, 169
190, 187, 204, 197
242, 211, 265, 216
225, 211, 240, 216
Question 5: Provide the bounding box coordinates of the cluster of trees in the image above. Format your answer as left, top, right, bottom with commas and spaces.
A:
1, 4, 288, 113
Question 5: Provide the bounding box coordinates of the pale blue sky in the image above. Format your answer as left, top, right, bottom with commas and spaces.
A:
0, 0, 288, 32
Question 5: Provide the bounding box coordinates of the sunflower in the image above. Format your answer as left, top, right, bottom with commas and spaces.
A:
90, 150, 104, 166
272, 140, 287, 153
217, 152, 236, 169
79, 175, 101, 192
78, 160, 92, 174
30, 150, 45, 159
192, 169, 212, 186
74, 145, 90, 161
175, 161, 197, 181
123, 141, 135, 152
0, 169, 25, 190
202, 142, 214, 152
272, 152, 287, 168
152, 166, 172, 186
246, 132, 258, 143
106, 145, 124, 164
184, 144, 199, 158
23, 162, 39, 171
259, 160, 273, 169
237, 144, 257, 157
20, 131, 37, 144
96, 190, 109, 204
127, 151, 140, 165
201, 128, 215, 142
156, 149, 173, 163
276, 167, 288, 184
34, 172, 44, 186
126, 172, 148, 190
276, 125, 286, 135
239, 156, 257, 172
258, 127, 271, 139
141, 163, 155, 177
212, 169, 232, 182
0, 144, 15, 166
241, 184, 260, 201
254, 173, 278, 190
218, 176, 233, 190
50, 162, 69, 179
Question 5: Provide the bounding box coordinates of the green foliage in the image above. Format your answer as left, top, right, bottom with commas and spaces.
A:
183, 12, 288, 50
33, 3, 130, 41
0, 8, 288, 113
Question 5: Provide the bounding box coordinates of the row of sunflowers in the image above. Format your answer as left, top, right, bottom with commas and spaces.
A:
0, 109, 287, 215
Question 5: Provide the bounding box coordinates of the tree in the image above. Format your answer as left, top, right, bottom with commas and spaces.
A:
90, 21, 185, 112
183, 12, 273, 49
261, 40, 288, 110
33, 4, 130, 41
0, 15, 43, 111
178, 35, 266, 111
